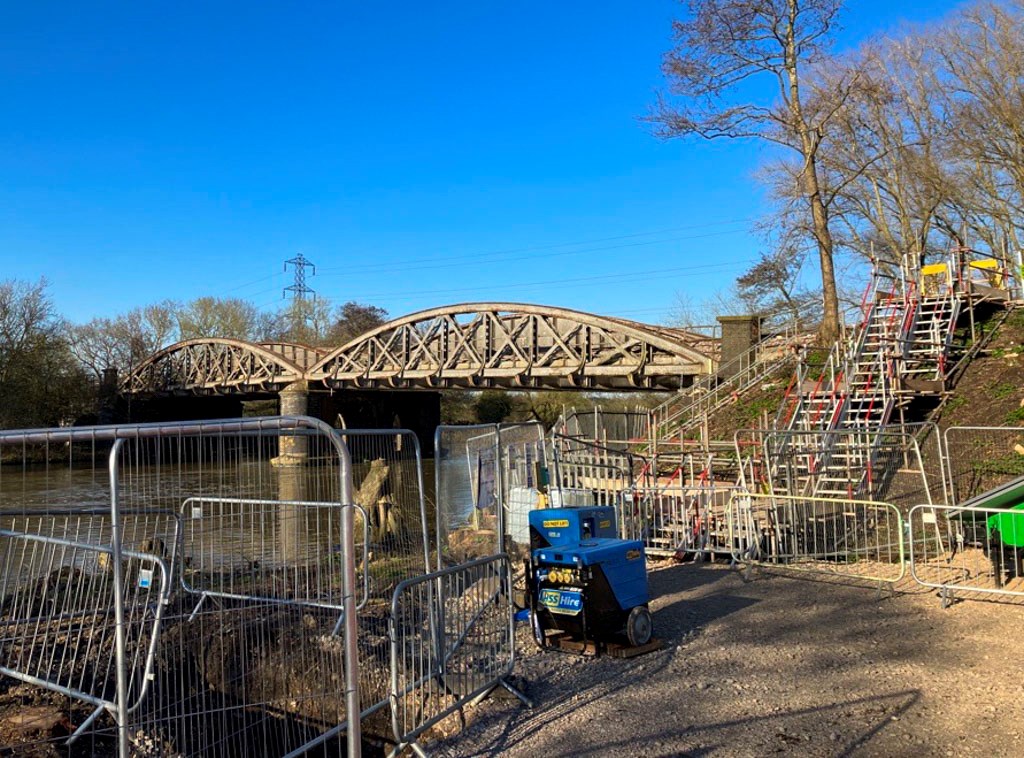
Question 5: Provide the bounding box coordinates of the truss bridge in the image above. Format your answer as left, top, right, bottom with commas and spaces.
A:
124, 303, 718, 398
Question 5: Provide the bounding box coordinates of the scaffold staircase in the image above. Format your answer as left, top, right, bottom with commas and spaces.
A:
898, 290, 961, 394
768, 249, 1015, 499
647, 320, 809, 454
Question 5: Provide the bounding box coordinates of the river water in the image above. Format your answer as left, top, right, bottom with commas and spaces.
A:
0, 455, 477, 548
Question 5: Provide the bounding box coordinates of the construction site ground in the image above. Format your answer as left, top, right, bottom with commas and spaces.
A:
433, 560, 1024, 758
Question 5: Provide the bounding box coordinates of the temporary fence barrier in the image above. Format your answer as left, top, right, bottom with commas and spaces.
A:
908, 502, 1024, 606
435, 425, 500, 557
0, 417, 363, 758
497, 424, 547, 554
549, 435, 634, 501
548, 434, 746, 559
728, 492, 906, 585
630, 481, 743, 559
735, 425, 939, 508
0, 418, 540, 758
283, 428, 434, 755
905, 422, 949, 507
434, 423, 545, 565
548, 434, 644, 541
338, 429, 432, 604
0, 515, 170, 744
389, 553, 526, 757
942, 426, 1024, 506
179, 496, 371, 618
554, 408, 651, 450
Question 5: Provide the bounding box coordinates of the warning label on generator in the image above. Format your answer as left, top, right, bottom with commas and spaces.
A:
542, 519, 570, 528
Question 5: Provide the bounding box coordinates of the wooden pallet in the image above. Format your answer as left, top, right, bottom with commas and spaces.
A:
546, 632, 664, 658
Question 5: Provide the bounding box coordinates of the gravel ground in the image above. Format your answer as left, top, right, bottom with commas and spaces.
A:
432, 561, 1024, 757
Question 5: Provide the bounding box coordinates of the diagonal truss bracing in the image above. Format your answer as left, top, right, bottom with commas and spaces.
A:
309, 303, 713, 391
123, 303, 716, 395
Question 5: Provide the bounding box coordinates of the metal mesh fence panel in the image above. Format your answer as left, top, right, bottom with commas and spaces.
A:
389, 553, 514, 753
729, 493, 906, 584
737, 426, 937, 509
339, 430, 430, 608
0, 516, 170, 747
548, 434, 742, 557
631, 481, 741, 558
943, 426, 1024, 505
548, 433, 636, 533
435, 425, 501, 567
113, 423, 360, 758
909, 422, 949, 506
497, 424, 546, 556
909, 503, 1024, 605
554, 409, 650, 450
434, 423, 546, 566
0, 418, 363, 758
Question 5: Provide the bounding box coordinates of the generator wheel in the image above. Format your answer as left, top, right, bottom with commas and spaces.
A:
626, 605, 653, 647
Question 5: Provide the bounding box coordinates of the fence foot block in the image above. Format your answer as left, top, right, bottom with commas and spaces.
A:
500, 677, 534, 708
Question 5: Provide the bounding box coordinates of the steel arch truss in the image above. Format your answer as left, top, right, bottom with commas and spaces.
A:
124, 339, 305, 394
308, 303, 713, 391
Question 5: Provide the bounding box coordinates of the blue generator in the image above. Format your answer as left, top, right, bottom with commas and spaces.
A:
525, 505, 653, 652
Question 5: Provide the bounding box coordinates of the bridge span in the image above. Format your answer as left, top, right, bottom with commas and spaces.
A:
124, 302, 719, 396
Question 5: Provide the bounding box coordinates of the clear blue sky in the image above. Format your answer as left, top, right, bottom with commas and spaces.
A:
0, 1, 969, 327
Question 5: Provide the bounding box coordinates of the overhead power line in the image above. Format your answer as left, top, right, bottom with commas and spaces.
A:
315, 219, 755, 276
214, 216, 757, 294
345, 259, 754, 301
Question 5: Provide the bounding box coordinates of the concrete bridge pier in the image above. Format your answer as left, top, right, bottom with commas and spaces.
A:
272, 381, 311, 563
717, 314, 763, 379
273, 380, 310, 467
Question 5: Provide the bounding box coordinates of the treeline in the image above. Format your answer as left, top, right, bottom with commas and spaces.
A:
657, 0, 1024, 339
69, 296, 388, 382
0, 278, 388, 428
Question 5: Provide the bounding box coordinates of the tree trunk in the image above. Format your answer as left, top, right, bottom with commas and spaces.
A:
783, 3, 840, 346
806, 167, 841, 344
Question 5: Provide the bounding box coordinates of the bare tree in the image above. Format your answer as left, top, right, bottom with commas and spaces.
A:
175, 297, 263, 341
69, 302, 178, 380
652, 0, 848, 343
0, 279, 91, 428
812, 2, 1024, 274
736, 247, 817, 327
668, 287, 746, 331
935, 2, 1024, 256
0, 279, 54, 385
815, 37, 952, 271
263, 298, 334, 346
